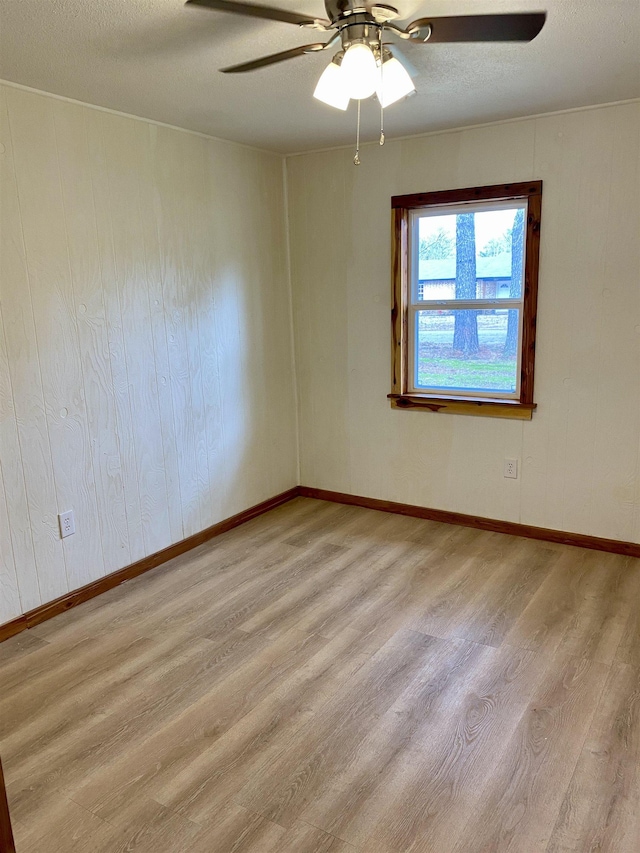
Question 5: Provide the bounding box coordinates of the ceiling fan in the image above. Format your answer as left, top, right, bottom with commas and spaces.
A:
185, 1, 546, 159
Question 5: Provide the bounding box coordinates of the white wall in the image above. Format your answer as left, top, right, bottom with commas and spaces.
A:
0, 84, 298, 623
287, 102, 640, 544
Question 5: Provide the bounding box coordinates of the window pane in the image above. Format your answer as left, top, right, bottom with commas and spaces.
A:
417, 206, 526, 301
415, 309, 520, 395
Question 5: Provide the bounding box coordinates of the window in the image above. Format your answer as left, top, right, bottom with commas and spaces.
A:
390, 182, 542, 419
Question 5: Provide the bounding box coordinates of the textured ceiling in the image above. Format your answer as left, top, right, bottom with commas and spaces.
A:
1, 0, 639, 152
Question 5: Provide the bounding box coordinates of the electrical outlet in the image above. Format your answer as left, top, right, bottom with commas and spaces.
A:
503, 458, 518, 479
58, 510, 76, 538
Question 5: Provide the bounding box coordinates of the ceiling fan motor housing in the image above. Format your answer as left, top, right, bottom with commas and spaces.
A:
339, 14, 384, 53
323, 1, 399, 23
318, 3, 424, 53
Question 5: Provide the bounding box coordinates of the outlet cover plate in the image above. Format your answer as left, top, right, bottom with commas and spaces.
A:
59, 510, 76, 538
504, 458, 518, 479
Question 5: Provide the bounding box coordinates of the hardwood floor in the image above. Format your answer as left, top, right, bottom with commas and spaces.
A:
1, 497, 639, 853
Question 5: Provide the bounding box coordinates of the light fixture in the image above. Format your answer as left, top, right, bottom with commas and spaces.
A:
313, 56, 349, 110
376, 54, 415, 107
311, 23, 417, 164
340, 43, 379, 100
314, 45, 415, 111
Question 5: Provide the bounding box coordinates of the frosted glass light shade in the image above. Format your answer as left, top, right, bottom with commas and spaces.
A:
341, 43, 378, 100
376, 56, 415, 107
313, 60, 350, 110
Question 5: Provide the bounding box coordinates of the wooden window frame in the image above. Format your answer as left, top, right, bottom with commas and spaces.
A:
389, 181, 542, 420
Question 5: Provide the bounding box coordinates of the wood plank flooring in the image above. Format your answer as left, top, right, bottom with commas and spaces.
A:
1, 497, 639, 853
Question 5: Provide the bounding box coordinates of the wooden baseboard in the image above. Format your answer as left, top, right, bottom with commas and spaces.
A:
298, 486, 640, 558
0, 758, 15, 853
0, 487, 299, 644
3, 483, 638, 644
0, 616, 27, 644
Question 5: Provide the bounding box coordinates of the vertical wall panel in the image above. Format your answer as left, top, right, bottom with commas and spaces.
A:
254, 156, 299, 500
201, 142, 252, 516
0, 460, 21, 622
85, 109, 146, 564
0, 304, 24, 621
196, 138, 227, 527
52, 100, 131, 574
7, 87, 105, 592
138, 124, 184, 544
585, 104, 640, 539
152, 125, 203, 538
287, 150, 352, 493
99, 113, 172, 556
0, 270, 40, 616
0, 86, 65, 606
169, 130, 212, 530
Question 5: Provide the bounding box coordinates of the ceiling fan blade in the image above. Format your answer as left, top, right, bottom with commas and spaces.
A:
407, 13, 546, 43
221, 42, 326, 73
185, 0, 328, 27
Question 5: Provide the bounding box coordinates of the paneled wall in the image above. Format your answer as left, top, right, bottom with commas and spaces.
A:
0, 84, 297, 623
287, 101, 640, 544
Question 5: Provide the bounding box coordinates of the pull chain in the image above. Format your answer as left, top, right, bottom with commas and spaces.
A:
379, 29, 385, 146
354, 99, 361, 165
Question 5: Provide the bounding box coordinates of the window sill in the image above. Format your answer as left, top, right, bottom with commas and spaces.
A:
388, 394, 536, 420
